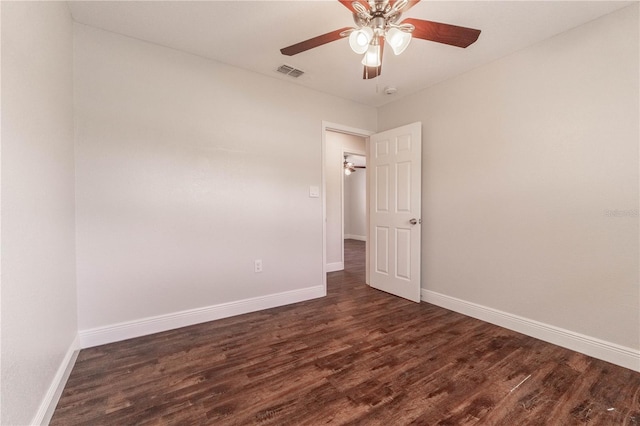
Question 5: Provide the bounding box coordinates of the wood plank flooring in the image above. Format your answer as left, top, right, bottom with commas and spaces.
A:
52, 239, 640, 425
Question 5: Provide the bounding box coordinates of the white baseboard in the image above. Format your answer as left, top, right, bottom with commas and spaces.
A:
32, 334, 80, 425
421, 289, 640, 372
79, 285, 326, 349
344, 234, 366, 242
326, 262, 344, 272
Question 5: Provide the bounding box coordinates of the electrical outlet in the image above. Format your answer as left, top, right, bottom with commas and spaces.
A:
254, 259, 263, 273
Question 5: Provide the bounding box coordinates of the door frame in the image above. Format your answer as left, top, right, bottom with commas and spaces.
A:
321, 121, 374, 291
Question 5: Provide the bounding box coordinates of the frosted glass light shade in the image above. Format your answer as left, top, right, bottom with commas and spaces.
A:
386, 27, 412, 55
361, 44, 381, 67
349, 27, 374, 54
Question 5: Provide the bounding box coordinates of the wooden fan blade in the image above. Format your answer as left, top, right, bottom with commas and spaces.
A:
390, 0, 421, 13
338, 0, 372, 15
338, 0, 357, 13
402, 18, 481, 48
363, 38, 384, 80
280, 27, 351, 56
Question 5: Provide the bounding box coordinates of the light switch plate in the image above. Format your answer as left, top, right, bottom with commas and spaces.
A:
309, 186, 320, 198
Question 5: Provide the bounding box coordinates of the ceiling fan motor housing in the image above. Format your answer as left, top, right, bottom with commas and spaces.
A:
369, 0, 389, 12
372, 16, 386, 34
353, 0, 403, 30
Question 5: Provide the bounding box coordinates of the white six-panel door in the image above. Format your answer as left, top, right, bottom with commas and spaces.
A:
369, 122, 422, 302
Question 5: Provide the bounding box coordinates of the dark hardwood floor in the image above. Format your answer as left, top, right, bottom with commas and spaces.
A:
52, 239, 640, 425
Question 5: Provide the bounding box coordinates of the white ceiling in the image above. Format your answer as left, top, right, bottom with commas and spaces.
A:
68, 1, 633, 107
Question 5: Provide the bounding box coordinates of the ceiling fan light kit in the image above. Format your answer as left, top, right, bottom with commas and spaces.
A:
349, 27, 373, 53
362, 43, 382, 67
386, 27, 412, 55
346, 0, 415, 66
280, 0, 481, 80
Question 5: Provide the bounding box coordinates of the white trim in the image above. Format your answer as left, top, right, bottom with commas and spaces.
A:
322, 123, 328, 291
79, 285, 325, 348
421, 289, 640, 372
365, 136, 370, 285
345, 234, 367, 242
32, 335, 80, 425
326, 262, 344, 272
340, 147, 345, 272
323, 122, 375, 138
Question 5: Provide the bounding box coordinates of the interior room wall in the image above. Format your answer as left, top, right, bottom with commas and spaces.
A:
378, 5, 639, 353
74, 24, 376, 339
1, 2, 78, 425
325, 132, 366, 271
344, 159, 367, 241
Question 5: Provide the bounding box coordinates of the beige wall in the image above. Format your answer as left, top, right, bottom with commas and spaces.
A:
1, 2, 78, 424
325, 132, 367, 270
74, 24, 377, 333
379, 5, 639, 350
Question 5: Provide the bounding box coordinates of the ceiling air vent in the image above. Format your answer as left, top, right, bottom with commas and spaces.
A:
277, 64, 305, 78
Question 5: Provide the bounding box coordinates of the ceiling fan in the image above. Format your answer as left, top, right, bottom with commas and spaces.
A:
280, 0, 481, 79
344, 156, 366, 175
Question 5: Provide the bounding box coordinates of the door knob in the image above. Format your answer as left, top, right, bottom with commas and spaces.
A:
409, 218, 421, 225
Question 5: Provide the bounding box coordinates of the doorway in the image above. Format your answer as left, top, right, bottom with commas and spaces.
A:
343, 153, 367, 244
322, 122, 373, 289
324, 132, 366, 272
